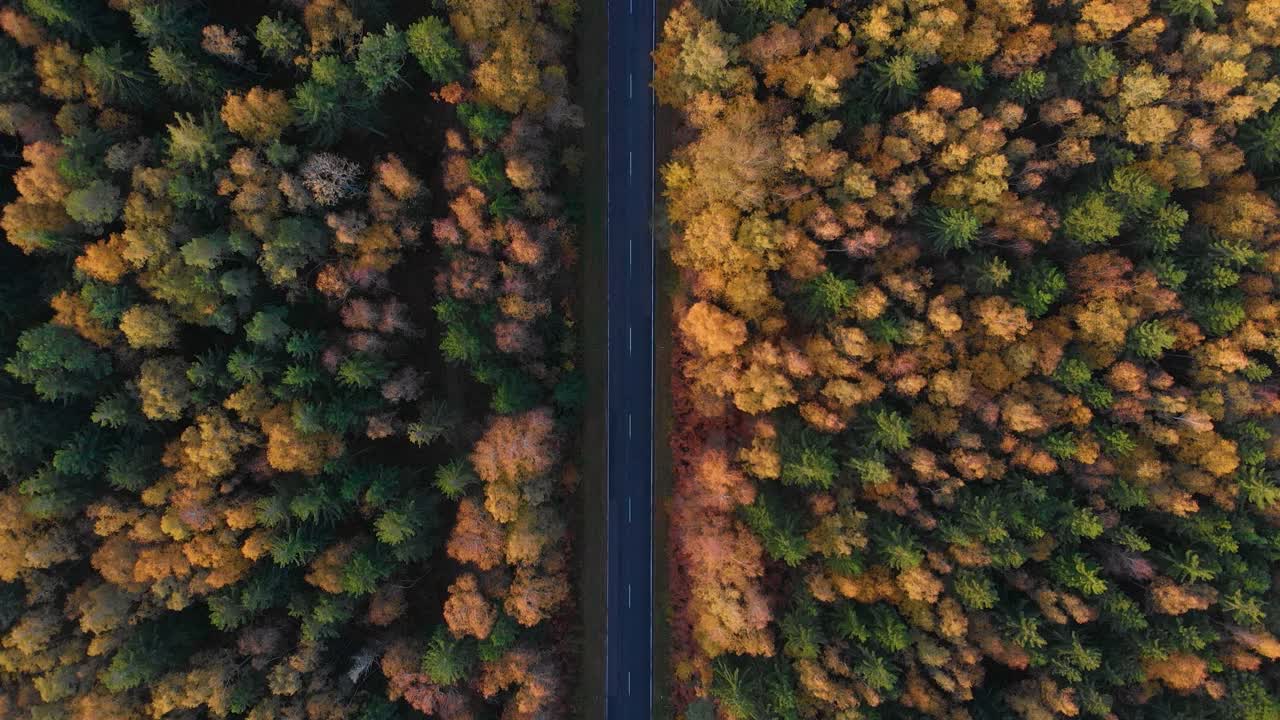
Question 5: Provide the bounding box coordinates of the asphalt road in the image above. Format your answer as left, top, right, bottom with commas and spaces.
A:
605, 0, 655, 717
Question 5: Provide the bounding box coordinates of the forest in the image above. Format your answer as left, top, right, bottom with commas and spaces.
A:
659, 0, 1280, 718
0, 0, 583, 719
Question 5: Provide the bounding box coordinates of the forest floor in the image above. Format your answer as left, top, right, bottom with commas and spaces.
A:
371, 85, 468, 635
576, 0, 609, 714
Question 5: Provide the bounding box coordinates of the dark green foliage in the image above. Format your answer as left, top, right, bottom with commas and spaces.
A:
1192, 294, 1247, 336
0, 39, 32, 101
1051, 554, 1107, 595
61, 126, 114, 185
1129, 319, 1176, 359
25, 0, 100, 37
245, 306, 290, 347
407, 400, 455, 446
1054, 357, 1092, 392
871, 54, 920, 106
1012, 261, 1067, 317
434, 459, 475, 499
866, 314, 903, 344
292, 592, 356, 642
867, 604, 911, 651
181, 232, 229, 269
421, 627, 475, 686
341, 548, 390, 595
129, 1, 199, 48
468, 151, 510, 194
920, 205, 980, 253
270, 528, 321, 567
742, 0, 806, 23
874, 522, 923, 570
1081, 382, 1113, 409
166, 112, 231, 170
226, 348, 273, 385
20, 464, 84, 519
847, 454, 891, 487
970, 254, 1012, 292
101, 617, 197, 692
686, 699, 717, 720
855, 651, 898, 692
742, 493, 810, 567
1068, 46, 1120, 88
356, 24, 407, 95
488, 368, 542, 413
82, 44, 148, 104
1096, 423, 1136, 457
1063, 192, 1122, 245
1108, 166, 1167, 216
90, 391, 135, 429
1009, 69, 1046, 102
51, 428, 105, 476
1148, 255, 1189, 288
81, 281, 133, 324
953, 570, 998, 609
358, 696, 404, 720
63, 179, 122, 226
1139, 203, 1188, 253
167, 171, 217, 211
458, 102, 511, 144
291, 57, 371, 145
374, 504, 421, 545
407, 16, 465, 83
6, 324, 112, 401
1051, 361, 1113, 410
803, 271, 857, 320
149, 46, 216, 101
1237, 466, 1280, 510
1164, 0, 1222, 25
711, 661, 763, 720
780, 602, 822, 660
256, 15, 302, 64
1222, 673, 1280, 720
477, 614, 518, 662
488, 191, 520, 219
948, 62, 987, 94
553, 370, 586, 414
0, 583, 24, 632
779, 423, 837, 489
260, 216, 327, 285
1241, 109, 1280, 171
105, 444, 159, 492
867, 407, 911, 452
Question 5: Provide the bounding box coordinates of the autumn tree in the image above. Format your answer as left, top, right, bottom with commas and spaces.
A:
221, 87, 294, 144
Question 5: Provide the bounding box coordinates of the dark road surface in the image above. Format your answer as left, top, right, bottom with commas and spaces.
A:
606, 0, 655, 717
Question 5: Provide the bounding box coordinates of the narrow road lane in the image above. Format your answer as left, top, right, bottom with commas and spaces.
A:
606, 0, 655, 718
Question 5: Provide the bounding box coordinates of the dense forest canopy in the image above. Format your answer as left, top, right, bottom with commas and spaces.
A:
660, 0, 1280, 718
0, 1, 583, 719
